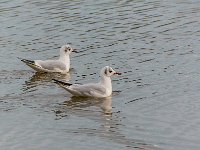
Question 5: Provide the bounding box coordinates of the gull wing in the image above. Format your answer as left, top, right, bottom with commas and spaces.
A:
36, 60, 66, 71
53, 79, 107, 97
71, 83, 107, 97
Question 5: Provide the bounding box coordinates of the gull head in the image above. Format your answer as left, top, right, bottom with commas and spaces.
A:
60, 44, 76, 55
101, 66, 121, 77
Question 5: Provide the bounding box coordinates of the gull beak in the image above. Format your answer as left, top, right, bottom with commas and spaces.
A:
114, 72, 122, 75
72, 49, 78, 53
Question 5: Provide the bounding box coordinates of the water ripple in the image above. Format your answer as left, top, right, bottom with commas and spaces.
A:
1, 0, 200, 149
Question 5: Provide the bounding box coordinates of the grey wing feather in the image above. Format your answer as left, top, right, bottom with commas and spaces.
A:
38, 60, 66, 70
72, 84, 106, 95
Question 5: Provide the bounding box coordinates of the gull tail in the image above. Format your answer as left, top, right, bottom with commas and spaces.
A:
21, 58, 35, 65
20, 58, 44, 72
52, 79, 73, 87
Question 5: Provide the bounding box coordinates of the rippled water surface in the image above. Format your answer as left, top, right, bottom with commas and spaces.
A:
1, 0, 200, 149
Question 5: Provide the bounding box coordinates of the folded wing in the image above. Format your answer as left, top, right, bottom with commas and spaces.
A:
36, 60, 66, 71
71, 83, 106, 97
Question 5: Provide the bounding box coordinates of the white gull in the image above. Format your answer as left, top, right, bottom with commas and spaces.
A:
21, 44, 77, 74
53, 66, 121, 98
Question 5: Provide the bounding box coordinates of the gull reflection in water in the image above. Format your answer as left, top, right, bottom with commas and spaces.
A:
62, 96, 112, 115
53, 95, 159, 150
22, 72, 70, 92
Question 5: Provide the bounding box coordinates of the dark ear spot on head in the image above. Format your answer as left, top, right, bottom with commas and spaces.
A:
104, 68, 107, 75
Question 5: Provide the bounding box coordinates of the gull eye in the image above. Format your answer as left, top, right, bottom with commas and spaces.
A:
109, 70, 112, 73
65, 47, 71, 52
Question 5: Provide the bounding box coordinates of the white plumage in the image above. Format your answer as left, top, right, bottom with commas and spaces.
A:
53, 66, 121, 98
21, 44, 76, 74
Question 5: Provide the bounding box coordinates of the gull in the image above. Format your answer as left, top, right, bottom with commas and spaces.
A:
52, 66, 121, 98
21, 44, 77, 74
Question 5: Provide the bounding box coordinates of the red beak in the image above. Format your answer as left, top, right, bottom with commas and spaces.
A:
114, 72, 122, 75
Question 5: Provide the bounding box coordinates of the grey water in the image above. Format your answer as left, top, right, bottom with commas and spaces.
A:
1, 0, 200, 149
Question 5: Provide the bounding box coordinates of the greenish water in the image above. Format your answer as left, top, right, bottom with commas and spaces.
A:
1, 0, 200, 149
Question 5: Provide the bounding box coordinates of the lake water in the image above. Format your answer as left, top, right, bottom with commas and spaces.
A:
1, 0, 200, 149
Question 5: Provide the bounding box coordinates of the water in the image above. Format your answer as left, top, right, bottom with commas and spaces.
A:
1, 0, 200, 149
